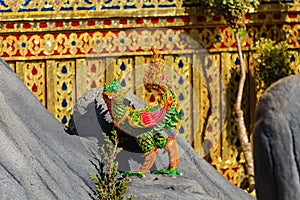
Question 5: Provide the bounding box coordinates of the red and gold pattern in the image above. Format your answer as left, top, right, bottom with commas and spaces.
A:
1, 24, 299, 61
16, 61, 46, 105
105, 57, 135, 92
164, 55, 193, 143
76, 59, 105, 99
46, 60, 75, 125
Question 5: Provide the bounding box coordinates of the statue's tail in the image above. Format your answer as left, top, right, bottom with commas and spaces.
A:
143, 48, 181, 131
143, 48, 166, 94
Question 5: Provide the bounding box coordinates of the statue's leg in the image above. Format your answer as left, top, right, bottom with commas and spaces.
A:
138, 147, 158, 174
152, 135, 181, 176
166, 135, 179, 170
123, 132, 157, 177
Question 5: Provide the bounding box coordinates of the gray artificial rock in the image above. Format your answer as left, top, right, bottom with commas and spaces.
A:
253, 74, 300, 200
0, 58, 254, 200
72, 75, 254, 200
0, 59, 99, 200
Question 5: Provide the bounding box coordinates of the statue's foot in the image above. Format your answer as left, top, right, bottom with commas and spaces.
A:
122, 171, 145, 178
152, 167, 182, 176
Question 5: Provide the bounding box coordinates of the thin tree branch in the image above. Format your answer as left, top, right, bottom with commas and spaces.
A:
234, 31, 255, 192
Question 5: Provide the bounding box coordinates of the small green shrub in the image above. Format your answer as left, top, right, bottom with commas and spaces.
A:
206, 0, 260, 27
254, 38, 295, 92
90, 130, 136, 200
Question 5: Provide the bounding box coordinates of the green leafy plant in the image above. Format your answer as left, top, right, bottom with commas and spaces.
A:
90, 130, 136, 200
207, 0, 260, 28
254, 38, 295, 92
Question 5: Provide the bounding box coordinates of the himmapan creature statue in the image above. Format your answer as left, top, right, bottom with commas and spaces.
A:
102, 48, 182, 177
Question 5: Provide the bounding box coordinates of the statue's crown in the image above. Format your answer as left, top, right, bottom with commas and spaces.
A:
151, 47, 164, 66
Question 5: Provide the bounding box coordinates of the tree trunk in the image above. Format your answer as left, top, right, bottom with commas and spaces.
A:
234, 31, 255, 192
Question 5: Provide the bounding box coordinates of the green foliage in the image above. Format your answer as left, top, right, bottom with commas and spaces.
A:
90, 130, 136, 200
254, 38, 295, 91
207, 0, 260, 27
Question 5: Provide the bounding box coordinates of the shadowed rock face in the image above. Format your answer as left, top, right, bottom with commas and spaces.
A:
0, 58, 254, 200
0, 60, 100, 199
253, 75, 300, 200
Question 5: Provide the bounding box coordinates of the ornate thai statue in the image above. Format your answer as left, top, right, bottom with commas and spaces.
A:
102, 48, 182, 177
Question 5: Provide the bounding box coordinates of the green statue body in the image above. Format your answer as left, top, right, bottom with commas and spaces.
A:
102, 48, 182, 177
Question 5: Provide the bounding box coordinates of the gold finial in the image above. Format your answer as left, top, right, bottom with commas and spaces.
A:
150, 47, 164, 66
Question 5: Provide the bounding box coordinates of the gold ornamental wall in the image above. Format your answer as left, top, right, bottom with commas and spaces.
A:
1, 0, 299, 190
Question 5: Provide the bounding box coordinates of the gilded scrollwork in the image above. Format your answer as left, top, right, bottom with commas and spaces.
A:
0, 0, 298, 21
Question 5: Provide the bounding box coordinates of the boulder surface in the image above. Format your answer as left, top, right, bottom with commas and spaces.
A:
253, 75, 300, 200
0, 58, 254, 200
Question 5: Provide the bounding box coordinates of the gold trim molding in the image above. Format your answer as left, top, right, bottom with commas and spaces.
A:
0, 0, 299, 21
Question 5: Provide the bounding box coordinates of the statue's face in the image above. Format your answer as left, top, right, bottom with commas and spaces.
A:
102, 78, 122, 101
103, 77, 119, 93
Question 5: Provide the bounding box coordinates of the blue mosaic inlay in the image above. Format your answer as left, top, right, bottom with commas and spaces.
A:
62, 82, 67, 90
179, 109, 184, 117
62, 99, 67, 107
61, 116, 68, 124
120, 62, 126, 70
121, 79, 126, 87
234, 57, 240, 65
61, 66, 67, 74
179, 126, 184, 134
0, 0, 289, 13
290, 55, 295, 62
178, 76, 184, 84
179, 93, 184, 101
178, 60, 184, 68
